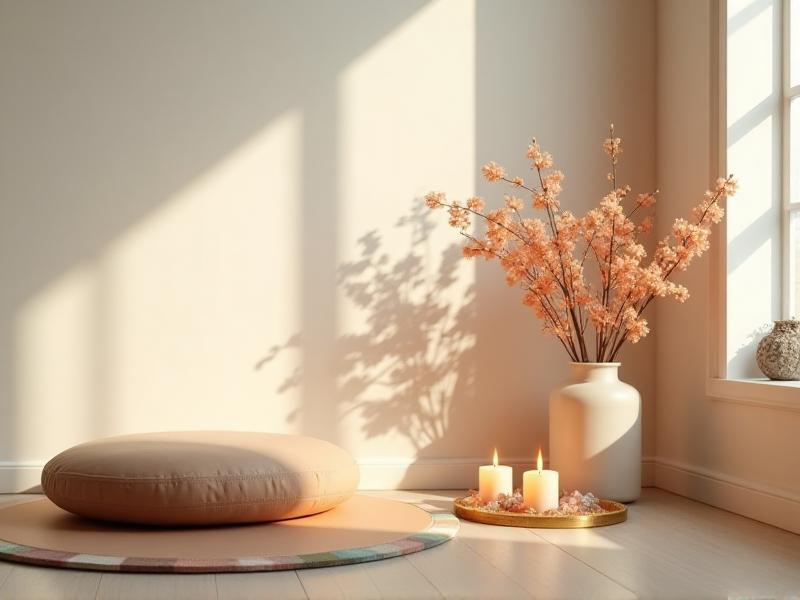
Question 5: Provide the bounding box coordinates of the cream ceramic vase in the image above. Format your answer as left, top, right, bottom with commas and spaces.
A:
549, 362, 641, 502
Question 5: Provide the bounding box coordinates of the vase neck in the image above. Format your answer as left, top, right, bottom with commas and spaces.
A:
772, 320, 800, 334
569, 362, 621, 383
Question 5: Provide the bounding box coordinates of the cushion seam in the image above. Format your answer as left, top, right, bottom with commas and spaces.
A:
53, 491, 353, 510
43, 467, 357, 483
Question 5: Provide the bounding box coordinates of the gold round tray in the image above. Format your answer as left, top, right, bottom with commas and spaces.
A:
453, 497, 627, 528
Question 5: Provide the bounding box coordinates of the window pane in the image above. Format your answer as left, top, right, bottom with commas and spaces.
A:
792, 211, 800, 318
793, 0, 800, 87
793, 99, 800, 204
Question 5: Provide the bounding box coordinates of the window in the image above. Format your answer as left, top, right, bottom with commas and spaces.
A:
789, 0, 800, 317
710, 0, 800, 403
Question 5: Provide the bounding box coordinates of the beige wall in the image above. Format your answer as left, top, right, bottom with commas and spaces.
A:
0, 0, 656, 490
656, 0, 800, 533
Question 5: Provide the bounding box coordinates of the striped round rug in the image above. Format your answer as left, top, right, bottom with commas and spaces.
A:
0, 495, 458, 573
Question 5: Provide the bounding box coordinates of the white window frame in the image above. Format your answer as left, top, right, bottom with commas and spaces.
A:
708, 0, 800, 410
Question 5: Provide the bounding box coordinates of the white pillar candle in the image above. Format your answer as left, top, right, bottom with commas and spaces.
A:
478, 449, 513, 502
523, 449, 559, 512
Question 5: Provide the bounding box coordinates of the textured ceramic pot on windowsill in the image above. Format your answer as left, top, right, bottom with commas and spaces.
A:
549, 362, 641, 503
756, 320, 800, 381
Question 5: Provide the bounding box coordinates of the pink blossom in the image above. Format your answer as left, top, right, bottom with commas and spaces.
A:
636, 192, 657, 208
482, 161, 506, 182
467, 196, 486, 212
527, 141, 554, 169
427, 130, 737, 362
505, 195, 524, 211
603, 136, 622, 158
533, 190, 558, 210
425, 191, 444, 208
716, 176, 738, 197
543, 170, 565, 195
448, 201, 470, 230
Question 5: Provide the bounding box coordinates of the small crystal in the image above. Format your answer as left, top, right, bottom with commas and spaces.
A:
466, 489, 606, 516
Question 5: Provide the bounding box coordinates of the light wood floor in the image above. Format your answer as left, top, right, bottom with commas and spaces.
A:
0, 488, 799, 599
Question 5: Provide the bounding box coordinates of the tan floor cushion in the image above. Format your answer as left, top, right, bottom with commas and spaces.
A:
41, 431, 359, 526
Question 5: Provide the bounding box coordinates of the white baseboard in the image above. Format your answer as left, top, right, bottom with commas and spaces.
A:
641, 455, 656, 487
0, 456, 649, 494
653, 456, 800, 535
357, 457, 537, 490
4, 456, 796, 535
357, 456, 658, 491
0, 461, 45, 493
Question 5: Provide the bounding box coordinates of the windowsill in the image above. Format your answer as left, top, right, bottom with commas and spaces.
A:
707, 378, 800, 412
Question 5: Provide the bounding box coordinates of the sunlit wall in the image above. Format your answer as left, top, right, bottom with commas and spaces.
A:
0, 0, 656, 489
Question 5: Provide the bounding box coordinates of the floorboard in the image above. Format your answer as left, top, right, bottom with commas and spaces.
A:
405, 534, 532, 599
0, 563, 11, 593
0, 564, 101, 600
94, 572, 217, 600
297, 563, 382, 599
216, 571, 308, 600
348, 557, 442, 599
462, 519, 636, 599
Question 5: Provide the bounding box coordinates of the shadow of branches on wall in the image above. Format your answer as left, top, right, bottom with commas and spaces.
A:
257, 201, 475, 454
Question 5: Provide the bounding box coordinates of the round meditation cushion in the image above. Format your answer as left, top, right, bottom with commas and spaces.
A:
41, 431, 359, 526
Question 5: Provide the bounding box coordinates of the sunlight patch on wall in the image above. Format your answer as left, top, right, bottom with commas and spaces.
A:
335, 0, 476, 459
14, 110, 305, 455
102, 110, 304, 433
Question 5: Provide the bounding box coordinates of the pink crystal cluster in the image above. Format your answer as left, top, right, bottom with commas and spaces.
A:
463, 489, 604, 516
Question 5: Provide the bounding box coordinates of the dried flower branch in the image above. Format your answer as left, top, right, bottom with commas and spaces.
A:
425, 128, 737, 362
